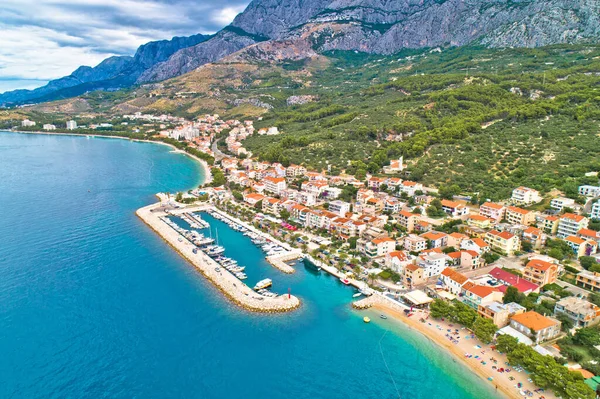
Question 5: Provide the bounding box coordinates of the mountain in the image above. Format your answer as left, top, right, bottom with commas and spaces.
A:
0, 34, 210, 106
5, 0, 600, 106
136, 0, 600, 83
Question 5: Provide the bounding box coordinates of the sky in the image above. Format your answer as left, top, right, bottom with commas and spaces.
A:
0, 0, 250, 93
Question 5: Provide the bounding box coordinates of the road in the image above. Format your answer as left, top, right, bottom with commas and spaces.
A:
211, 140, 226, 161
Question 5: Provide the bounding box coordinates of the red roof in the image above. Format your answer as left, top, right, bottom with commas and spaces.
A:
489, 267, 539, 293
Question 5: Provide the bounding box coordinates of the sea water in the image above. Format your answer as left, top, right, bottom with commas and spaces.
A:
0, 132, 500, 399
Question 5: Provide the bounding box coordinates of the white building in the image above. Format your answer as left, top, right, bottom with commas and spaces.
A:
66, 120, 77, 130
328, 200, 351, 217
557, 213, 589, 238
263, 177, 287, 195
579, 185, 600, 198
21, 119, 36, 127
42, 124, 56, 131
550, 197, 575, 211
592, 201, 600, 220
511, 187, 541, 205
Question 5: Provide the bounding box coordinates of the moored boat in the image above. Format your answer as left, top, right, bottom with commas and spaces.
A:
254, 278, 272, 290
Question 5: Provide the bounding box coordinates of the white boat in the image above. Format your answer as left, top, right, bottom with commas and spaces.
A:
353, 292, 362, 298
254, 278, 273, 290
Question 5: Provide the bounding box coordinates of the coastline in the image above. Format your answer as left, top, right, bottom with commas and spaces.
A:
362, 297, 556, 399
5, 129, 213, 186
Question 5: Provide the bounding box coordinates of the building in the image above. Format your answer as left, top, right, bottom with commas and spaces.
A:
66, 120, 77, 130
479, 202, 506, 222
460, 282, 504, 310
42, 124, 56, 131
478, 302, 526, 328
397, 210, 419, 232
576, 271, 600, 292
385, 251, 414, 274
550, 197, 576, 212
404, 264, 426, 288
579, 185, 600, 198
489, 267, 540, 294
420, 231, 448, 248
485, 230, 521, 255
399, 181, 423, 197
554, 297, 600, 329
362, 237, 396, 258
591, 201, 600, 220
440, 268, 470, 295
557, 213, 589, 239
296, 191, 317, 207
522, 226, 546, 249
511, 187, 542, 205
523, 259, 559, 286
417, 252, 450, 278
403, 234, 427, 253
383, 156, 404, 174
467, 214, 495, 229
263, 177, 287, 195
509, 311, 561, 344
440, 200, 469, 217
564, 236, 597, 257
540, 215, 560, 235
505, 206, 535, 226
328, 200, 351, 217
21, 119, 36, 127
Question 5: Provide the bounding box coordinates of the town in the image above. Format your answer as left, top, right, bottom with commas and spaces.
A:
19, 112, 600, 396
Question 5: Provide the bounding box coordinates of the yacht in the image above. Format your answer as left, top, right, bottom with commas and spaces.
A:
254, 279, 273, 291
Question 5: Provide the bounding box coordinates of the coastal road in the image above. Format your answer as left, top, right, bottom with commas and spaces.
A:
211, 140, 226, 161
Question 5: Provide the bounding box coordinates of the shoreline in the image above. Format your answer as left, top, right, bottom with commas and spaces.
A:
360, 296, 556, 399
136, 201, 301, 313
5, 129, 213, 187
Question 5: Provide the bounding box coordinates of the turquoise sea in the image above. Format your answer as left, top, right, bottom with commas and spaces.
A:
0, 131, 501, 399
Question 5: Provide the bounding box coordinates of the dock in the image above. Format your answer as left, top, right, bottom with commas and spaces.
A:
136, 201, 300, 313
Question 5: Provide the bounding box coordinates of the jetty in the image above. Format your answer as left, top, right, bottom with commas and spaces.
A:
136, 201, 300, 313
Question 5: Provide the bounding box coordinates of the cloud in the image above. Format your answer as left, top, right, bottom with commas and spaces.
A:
0, 0, 250, 94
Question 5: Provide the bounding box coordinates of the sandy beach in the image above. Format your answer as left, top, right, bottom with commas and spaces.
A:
365, 296, 557, 399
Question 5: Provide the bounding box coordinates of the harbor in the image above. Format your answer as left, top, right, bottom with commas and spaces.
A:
136, 200, 301, 313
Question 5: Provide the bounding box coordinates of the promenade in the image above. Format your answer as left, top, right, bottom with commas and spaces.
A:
137, 201, 300, 313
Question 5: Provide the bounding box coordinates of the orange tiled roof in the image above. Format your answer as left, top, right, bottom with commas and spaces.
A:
441, 267, 469, 284
561, 213, 586, 222
507, 206, 530, 215
511, 311, 559, 331
481, 202, 504, 210
526, 259, 555, 272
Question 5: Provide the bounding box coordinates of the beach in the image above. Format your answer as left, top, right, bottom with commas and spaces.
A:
367, 297, 557, 399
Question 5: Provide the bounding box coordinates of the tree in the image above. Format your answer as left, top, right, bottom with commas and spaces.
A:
580, 256, 597, 270
503, 286, 524, 305
473, 317, 498, 344
556, 314, 575, 332
279, 209, 290, 221
521, 240, 533, 252
429, 299, 452, 319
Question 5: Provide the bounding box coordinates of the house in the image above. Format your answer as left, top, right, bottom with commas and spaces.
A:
563, 236, 598, 257
383, 197, 402, 214
550, 197, 576, 212
478, 302, 526, 328
509, 311, 561, 344
286, 164, 307, 177
420, 231, 448, 248
577, 271, 600, 292
467, 214, 495, 229
579, 228, 600, 241
479, 202, 506, 222
505, 206, 535, 226
489, 267, 540, 294
460, 238, 490, 254
540, 215, 560, 235
523, 259, 559, 286
460, 250, 482, 269
367, 177, 385, 190
460, 282, 504, 309
557, 213, 589, 239
417, 252, 450, 278
591, 201, 600, 220
243, 192, 265, 207
328, 200, 351, 217
262, 197, 283, 215
404, 264, 426, 288
485, 230, 521, 255
441, 200, 469, 217
297, 191, 317, 207
383, 157, 405, 174
362, 237, 396, 258
385, 251, 414, 274
404, 234, 428, 252
440, 268, 470, 295
511, 186, 542, 205
397, 210, 419, 232
447, 232, 468, 248
263, 177, 286, 195
301, 181, 329, 197
399, 181, 423, 197
554, 297, 600, 329
522, 226, 546, 249
579, 185, 600, 198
